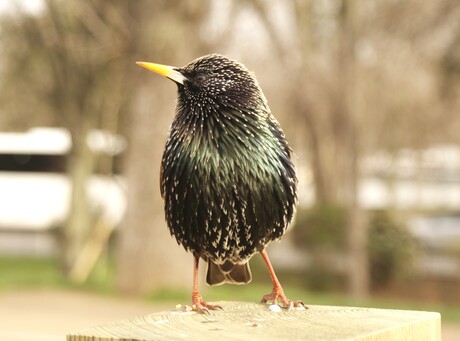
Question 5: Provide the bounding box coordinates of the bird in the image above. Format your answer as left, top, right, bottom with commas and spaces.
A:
137, 54, 304, 312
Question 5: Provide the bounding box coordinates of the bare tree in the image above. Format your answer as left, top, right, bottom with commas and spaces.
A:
1, 0, 222, 293
115, 0, 222, 294
0, 0, 143, 275
248, 0, 370, 296
2, 0, 458, 296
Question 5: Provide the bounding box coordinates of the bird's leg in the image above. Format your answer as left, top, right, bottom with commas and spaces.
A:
191, 256, 222, 313
260, 250, 305, 310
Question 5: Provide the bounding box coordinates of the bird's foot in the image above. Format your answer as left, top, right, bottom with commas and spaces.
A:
192, 291, 222, 313
261, 286, 306, 311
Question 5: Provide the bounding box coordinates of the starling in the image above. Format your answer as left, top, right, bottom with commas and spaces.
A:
137, 54, 304, 312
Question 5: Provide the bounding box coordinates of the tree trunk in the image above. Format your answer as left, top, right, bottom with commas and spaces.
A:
343, 125, 369, 297
338, 0, 369, 298
294, 94, 337, 204
63, 123, 96, 274
115, 0, 217, 296
116, 86, 191, 295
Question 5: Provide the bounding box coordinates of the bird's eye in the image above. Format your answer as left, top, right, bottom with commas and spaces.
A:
195, 73, 207, 82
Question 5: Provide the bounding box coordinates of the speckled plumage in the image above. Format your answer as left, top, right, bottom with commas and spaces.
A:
159, 54, 297, 284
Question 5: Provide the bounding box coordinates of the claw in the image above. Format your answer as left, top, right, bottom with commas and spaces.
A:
261, 287, 306, 310
192, 292, 222, 313
192, 302, 222, 313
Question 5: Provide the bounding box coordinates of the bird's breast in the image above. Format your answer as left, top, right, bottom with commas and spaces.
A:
160, 108, 296, 262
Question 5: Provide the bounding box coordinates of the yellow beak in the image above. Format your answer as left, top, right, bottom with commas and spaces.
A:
136, 61, 187, 85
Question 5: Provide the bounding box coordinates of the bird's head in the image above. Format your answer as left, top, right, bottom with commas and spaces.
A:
137, 54, 266, 112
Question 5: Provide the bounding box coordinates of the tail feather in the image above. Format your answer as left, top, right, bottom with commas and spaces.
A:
206, 260, 252, 286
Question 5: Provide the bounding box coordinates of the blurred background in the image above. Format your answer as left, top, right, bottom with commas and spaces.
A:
1, 0, 460, 339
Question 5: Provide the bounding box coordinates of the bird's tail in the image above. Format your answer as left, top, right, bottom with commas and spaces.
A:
206, 260, 252, 286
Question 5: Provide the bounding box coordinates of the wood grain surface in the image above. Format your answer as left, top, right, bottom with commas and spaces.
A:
67, 301, 441, 341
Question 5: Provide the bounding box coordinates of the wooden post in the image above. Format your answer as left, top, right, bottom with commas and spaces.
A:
67, 302, 441, 341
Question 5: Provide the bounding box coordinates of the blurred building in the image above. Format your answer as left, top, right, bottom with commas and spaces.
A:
361, 146, 460, 210
2, 128, 459, 281
0, 127, 126, 256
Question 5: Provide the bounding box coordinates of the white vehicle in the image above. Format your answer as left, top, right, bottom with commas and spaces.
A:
0, 127, 126, 256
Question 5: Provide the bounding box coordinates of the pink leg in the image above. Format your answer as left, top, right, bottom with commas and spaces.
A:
260, 250, 305, 310
191, 256, 222, 313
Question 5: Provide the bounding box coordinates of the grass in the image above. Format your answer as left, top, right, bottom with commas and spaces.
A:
0, 256, 114, 293
0, 257, 66, 290
2, 256, 460, 323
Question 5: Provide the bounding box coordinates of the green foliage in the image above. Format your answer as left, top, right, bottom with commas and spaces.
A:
368, 210, 419, 288
292, 206, 419, 289
306, 264, 344, 292
292, 204, 347, 250
291, 204, 347, 291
